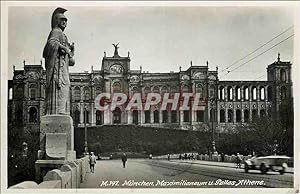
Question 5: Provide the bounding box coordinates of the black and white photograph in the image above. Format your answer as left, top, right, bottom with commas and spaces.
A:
1, 1, 299, 193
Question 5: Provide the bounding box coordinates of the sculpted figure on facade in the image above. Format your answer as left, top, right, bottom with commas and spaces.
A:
112, 43, 119, 56
43, 7, 75, 115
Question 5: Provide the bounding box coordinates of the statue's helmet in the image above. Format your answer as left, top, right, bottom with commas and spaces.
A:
51, 7, 68, 29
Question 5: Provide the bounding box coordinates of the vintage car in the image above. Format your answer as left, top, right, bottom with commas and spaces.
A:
244, 155, 290, 174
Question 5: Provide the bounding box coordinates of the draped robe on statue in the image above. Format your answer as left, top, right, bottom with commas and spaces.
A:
43, 27, 74, 115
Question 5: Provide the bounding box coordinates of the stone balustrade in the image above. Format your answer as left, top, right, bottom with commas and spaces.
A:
152, 153, 252, 163
9, 156, 89, 189
196, 154, 252, 162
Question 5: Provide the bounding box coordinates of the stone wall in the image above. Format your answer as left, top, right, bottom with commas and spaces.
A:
9, 156, 89, 189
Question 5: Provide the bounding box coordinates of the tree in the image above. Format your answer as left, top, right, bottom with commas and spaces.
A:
236, 100, 293, 156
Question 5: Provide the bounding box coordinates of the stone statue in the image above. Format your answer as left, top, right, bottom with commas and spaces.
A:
43, 7, 75, 115
112, 43, 119, 57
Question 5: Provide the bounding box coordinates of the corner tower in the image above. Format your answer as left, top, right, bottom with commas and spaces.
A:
267, 53, 292, 112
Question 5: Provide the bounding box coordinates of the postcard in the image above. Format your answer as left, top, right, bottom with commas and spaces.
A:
1, 1, 299, 194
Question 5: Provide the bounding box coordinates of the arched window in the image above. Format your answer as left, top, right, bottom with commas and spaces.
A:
29, 84, 37, 100
235, 86, 241, 100
228, 109, 233, 123
162, 110, 168, 123
227, 86, 233, 101
244, 110, 249, 122
154, 110, 159, 123
153, 86, 160, 94
280, 69, 286, 81
260, 86, 265, 100
252, 109, 257, 120
182, 85, 189, 93
29, 107, 37, 123
74, 87, 81, 102
132, 87, 139, 95
74, 109, 80, 125
220, 110, 225, 123
260, 109, 266, 118
197, 110, 204, 122
144, 110, 150, 123
171, 86, 178, 93
133, 110, 138, 124
267, 86, 272, 101
144, 86, 151, 98
112, 82, 121, 93
171, 111, 177, 123
196, 84, 203, 98
210, 109, 215, 122
84, 110, 89, 124
84, 87, 90, 101
183, 110, 190, 122
161, 86, 169, 95
281, 86, 287, 100
209, 85, 215, 98
244, 86, 249, 100
96, 110, 102, 125
252, 87, 257, 100
15, 85, 24, 99
219, 86, 225, 100
95, 87, 102, 98
236, 110, 241, 122
113, 107, 121, 124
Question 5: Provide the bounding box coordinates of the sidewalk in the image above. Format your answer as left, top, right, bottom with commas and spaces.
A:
169, 159, 294, 174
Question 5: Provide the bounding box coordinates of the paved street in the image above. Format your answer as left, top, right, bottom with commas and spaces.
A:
80, 159, 293, 188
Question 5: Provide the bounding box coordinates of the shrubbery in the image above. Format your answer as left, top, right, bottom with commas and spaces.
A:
74, 125, 210, 157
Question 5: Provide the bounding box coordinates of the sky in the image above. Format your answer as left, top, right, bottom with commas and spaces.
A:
5, 2, 296, 81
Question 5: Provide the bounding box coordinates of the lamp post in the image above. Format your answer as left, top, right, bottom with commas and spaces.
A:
210, 98, 217, 154
84, 103, 88, 155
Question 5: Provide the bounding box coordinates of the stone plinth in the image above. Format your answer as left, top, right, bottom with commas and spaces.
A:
39, 115, 75, 158
36, 114, 76, 183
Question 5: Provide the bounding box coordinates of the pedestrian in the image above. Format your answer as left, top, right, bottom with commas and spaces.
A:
179, 154, 182, 160
221, 153, 225, 162
89, 152, 97, 173
184, 153, 187, 160
149, 154, 153, 159
121, 153, 127, 168
236, 153, 241, 169
167, 154, 170, 161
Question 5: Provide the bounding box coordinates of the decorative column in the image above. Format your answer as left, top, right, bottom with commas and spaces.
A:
168, 111, 172, 123
103, 103, 110, 124
150, 110, 154, 124
241, 106, 244, 122
127, 110, 132, 124
91, 103, 95, 126
141, 111, 145, 124
159, 110, 162, 124
233, 107, 236, 123
225, 108, 228, 123
80, 103, 84, 124
179, 110, 183, 125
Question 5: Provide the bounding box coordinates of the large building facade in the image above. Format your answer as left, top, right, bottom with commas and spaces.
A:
8, 47, 293, 136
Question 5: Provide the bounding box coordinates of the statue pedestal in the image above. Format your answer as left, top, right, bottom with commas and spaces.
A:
35, 115, 76, 183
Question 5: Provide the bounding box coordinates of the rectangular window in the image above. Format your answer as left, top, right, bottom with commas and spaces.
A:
197, 110, 204, 122
162, 111, 168, 123
184, 110, 190, 122
145, 111, 150, 123
171, 111, 177, 123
